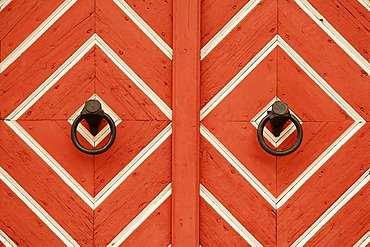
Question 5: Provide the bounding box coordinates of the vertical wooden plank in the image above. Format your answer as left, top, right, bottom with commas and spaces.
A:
172, 0, 200, 246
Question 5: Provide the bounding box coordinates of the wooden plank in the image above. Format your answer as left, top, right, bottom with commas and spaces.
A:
172, 0, 200, 245
277, 123, 370, 245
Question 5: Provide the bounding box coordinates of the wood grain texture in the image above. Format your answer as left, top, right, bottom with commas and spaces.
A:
172, 0, 200, 245
307, 0, 370, 61
122, 197, 171, 247
0, 122, 93, 246
201, 0, 277, 108
125, 0, 173, 47
201, 0, 251, 47
200, 198, 250, 247
0, 181, 65, 247
0, 0, 94, 119
277, 123, 370, 246
0, 0, 64, 59
306, 184, 370, 247
200, 136, 277, 246
278, 0, 370, 121
96, 0, 172, 108
94, 138, 171, 246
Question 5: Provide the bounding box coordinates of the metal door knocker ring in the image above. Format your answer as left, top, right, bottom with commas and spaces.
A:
257, 101, 303, 156
71, 100, 116, 155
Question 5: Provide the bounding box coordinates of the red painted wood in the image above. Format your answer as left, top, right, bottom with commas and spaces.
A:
0, 181, 65, 246
278, 0, 370, 121
172, 0, 200, 245
277, 123, 370, 246
200, 198, 250, 247
96, 0, 172, 108
0, 0, 94, 119
0, 0, 64, 59
94, 139, 171, 246
201, 0, 277, 108
125, 0, 173, 47
306, 184, 370, 246
202, 48, 277, 196
122, 197, 172, 247
0, 122, 94, 246
307, 0, 370, 61
201, 0, 251, 47
200, 137, 277, 246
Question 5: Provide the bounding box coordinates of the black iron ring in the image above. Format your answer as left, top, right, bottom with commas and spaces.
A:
71, 113, 116, 155
257, 114, 303, 156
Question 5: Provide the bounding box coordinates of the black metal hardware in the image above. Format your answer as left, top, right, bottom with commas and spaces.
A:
71, 100, 116, 155
257, 101, 303, 156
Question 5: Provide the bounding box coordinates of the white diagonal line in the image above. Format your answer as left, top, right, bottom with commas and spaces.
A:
0, 230, 16, 247
292, 169, 369, 247
0, 167, 79, 247
5, 34, 96, 120
358, 0, 370, 11
354, 231, 370, 247
113, 0, 172, 60
0, 0, 11, 12
200, 124, 276, 208
201, 0, 261, 60
200, 36, 278, 121
4, 120, 95, 208
95, 34, 172, 120
107, 183, 172, 246
94, 123, 172, 208
295, 0, 370, 74
200, 184, 263, 247
0, 0, 77, 73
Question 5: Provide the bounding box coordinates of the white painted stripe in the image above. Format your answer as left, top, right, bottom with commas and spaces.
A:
200, 36, 278, 120
0, 230, 16, 247
295, 0, 370, 74
200, 0, 261, 60
358, 0, 370, 11
200, 184, 263, 247
94, 123, 172, 208
113, 0, 172, 60
0, 167, 79, 247
354, 231, 370, 247
6, 34, 96, 121
107, 183, 172, 246
0, 0, 77, 73
292, 169, 369, 247
4, 120, 95, 208
0, 0, 11, 12
277, 36, 365, 123
200, 124, 276, 208
95, 35, 172, 120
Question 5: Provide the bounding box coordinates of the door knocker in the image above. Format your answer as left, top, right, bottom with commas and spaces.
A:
257, 101, 303, 156
71, 100, 116, 155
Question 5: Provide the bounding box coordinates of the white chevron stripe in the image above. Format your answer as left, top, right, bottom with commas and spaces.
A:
0, 0, 77, 73
107, 183, 172, 246
0, 168, 79, 247
5, 34, 172, 209
113, 0, 172, 60
295, 0, 370, 74
200, 0, 261, 60
292, 169, 369, 247
0, 230, 16, 247
358, 0, 370, 11
200, 36, 278, 121
200, 184, 263, 247
354, 231, 370, 247
200, 124, 276, 208
200, 35, 365, 209
0, 0, 11, 12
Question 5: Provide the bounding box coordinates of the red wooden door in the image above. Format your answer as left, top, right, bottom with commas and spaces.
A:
0, 0, 369, 246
